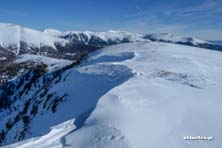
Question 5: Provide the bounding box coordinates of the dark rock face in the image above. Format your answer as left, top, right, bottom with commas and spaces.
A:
60, 33, 132, 47
49, 32, 136, 59
0, 47, 16, 60
54, 43, 100, 60
88, 35, 108, 46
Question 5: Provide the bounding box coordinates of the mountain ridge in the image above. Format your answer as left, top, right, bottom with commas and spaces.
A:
1, 42, 222, 148
0, 22, 221, 60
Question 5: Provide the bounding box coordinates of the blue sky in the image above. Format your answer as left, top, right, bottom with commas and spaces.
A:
0, 0, 221, 40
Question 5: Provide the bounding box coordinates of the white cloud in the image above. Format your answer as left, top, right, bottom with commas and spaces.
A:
167, 0, 222, 17
122, 0, 222, 40
123, 15, 188, 35
136, 5, 142, 12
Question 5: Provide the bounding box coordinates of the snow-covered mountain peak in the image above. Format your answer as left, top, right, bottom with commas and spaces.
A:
0, 23, 66, 54
0, 22, 221, 58
0, 23, 147, 58
61, 30, 143, 42
0, 23, 21, 46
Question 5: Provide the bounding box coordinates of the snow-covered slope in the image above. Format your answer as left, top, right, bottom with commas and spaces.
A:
1, 22, 221, 58
3, 41, 222, 148
2, 119, 75, 148
210, 41, 222, 46
44, 29, 144, 47
144, 33, 222, 51
63, 30, 143, 42
15, 54, 73, 72
0, 23, 66, 54
44, 29, 143, 42
0, 23, 143, 57
144, 33, 209, 45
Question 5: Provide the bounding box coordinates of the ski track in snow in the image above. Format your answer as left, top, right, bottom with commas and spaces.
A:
2, 42, 222, 148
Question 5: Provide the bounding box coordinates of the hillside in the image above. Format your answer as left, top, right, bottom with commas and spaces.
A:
144, 33, 222, 51
0, 23, 221, 61
2, 42, 222, 148
0, 23, 143, 60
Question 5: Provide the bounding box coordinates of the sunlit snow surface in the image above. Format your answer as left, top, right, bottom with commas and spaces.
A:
4, 42, 222, 148
15, 54, 73, 72
146, 33, 209, 45
0, 23, 66, 52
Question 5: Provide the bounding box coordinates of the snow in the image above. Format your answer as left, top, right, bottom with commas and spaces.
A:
0, 23, 20, 48
210, 41, 222, 46
20, 27, 66, 49
0, 57, 7, 60
0, 23, 67, 54
1, 22, 212, 56
42, 28, 145, 43
146, 33, 209, 45
3, 41, 222, 148
15, 54, 72, 72
61, 30, 144, 42
43, 29, 63, 37
61, 42, 222, 148
3, 119, 75, 148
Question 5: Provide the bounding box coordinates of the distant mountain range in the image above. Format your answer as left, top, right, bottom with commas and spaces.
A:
209, 41, 222, 46
0, 22, 222, 148
0, 23, 143, 60
0, 23, 221, 61
144, 33, 222, 52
